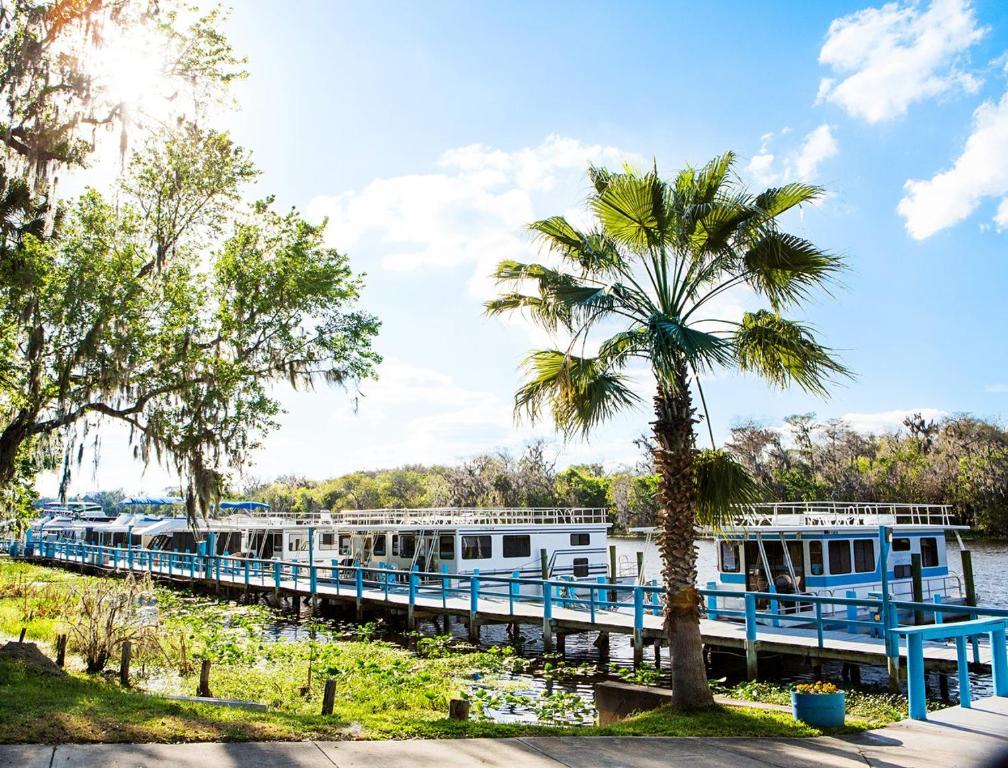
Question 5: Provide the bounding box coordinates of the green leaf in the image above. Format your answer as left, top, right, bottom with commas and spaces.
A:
743, 233, 842, 309
515, 350, 640, 437
694, 448, 761, 528
734, 310, 851, 396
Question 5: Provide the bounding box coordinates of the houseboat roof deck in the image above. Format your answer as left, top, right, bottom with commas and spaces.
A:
723, 501, 965, 531
332, 507, 609, 528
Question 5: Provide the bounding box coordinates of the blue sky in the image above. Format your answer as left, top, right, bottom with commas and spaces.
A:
41, 0, 1008, 495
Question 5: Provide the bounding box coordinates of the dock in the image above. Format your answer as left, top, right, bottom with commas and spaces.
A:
9, 539, 1005, 683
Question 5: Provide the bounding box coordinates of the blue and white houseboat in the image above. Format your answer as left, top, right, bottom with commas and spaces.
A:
709, 501, 968, 627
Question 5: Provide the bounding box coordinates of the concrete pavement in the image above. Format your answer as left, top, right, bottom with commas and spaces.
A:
2, 697, 1006, 768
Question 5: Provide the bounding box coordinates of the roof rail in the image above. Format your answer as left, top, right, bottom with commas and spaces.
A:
332, 507, 609, 527
725, 501, 957, 529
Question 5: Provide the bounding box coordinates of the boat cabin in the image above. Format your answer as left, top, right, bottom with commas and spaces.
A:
711, 502, 967, 623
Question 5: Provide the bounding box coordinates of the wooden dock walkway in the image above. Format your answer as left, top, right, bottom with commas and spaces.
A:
13, 540, 1001, 677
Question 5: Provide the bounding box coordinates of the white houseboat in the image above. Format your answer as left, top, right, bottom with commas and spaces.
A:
709, 501, 968, 625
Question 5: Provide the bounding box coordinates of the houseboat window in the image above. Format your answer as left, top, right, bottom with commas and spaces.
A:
289, 534, 308, 552
892, 538, 911, 552
828, 540, 852, 574
372, 535, 386, 557
439, 535, 455, 560
719, 541, 740, 572
320, 532, 336, 550
503, 535, 531, 558
573, 557, 589, 578
272, 533, 283, 552
920, 537, 939, 568
399, 534, 416, 559
570, 533, 590, 546
461, 535, 492, 560
853, 539, 875, 573
339, 534, 351, 555
809, 541, 824, 575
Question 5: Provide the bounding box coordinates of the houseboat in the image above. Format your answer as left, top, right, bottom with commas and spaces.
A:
709, 501, 968, 626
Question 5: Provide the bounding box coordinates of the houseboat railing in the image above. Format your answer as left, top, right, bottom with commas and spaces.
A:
726, 501, 956, 529
331, 507, 610, 526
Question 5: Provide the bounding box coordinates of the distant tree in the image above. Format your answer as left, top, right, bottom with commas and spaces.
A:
487, 154, 848, 707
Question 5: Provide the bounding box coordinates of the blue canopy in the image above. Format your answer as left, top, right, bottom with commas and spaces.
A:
219, 500, 271, 511
123, 497, 183, 506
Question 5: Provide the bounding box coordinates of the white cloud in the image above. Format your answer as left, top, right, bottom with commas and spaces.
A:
308, 134, 636, 278
747, 124, 839, 185
985, 383, 1008, 393
840, 407, 948, 433
897, 90, 1008, 238
817, 0, 986, 123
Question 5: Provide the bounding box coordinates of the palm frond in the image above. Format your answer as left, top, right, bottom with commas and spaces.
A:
743, 233, 843, 309
734, 310, 851, 396
590, 170, 665, 250
649, 314, 733, 372
753, 183, 822, 219
516, 350, 640, 437
694, 448, 762, 528
528, 217, 624, 276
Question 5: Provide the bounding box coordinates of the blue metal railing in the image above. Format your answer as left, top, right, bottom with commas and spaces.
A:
7, 536, 1008, 682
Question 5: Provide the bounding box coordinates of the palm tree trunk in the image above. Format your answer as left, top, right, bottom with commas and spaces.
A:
653, 376, 714, 708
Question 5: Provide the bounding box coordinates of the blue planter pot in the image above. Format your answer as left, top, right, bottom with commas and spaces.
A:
791, 690, 845, 728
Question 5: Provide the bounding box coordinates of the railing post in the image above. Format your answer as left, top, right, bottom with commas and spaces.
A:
991, 623, 1008, 697
310, 563, 318, 599
440, 563, 449, 609
542, 581, 554, 651
274, 560, 281, 592
846, 590, 858, 634
355, 562, 363, 621
879, 525, 900, 690
509, 570, 519, 616
590, 579, 599, 623
744, 592, 758, 680
955, 635, 971, 709
244, 559, 250, 588
408, 565, 418, 630
469, 570, 480, 643
649, 580, 660, 616
706, 581, 718, 620
189, 553, 195, 580
906, 633, 927, 720
815, 600, 824, 648
933, 594, 944, 624
632, 586, 644, 667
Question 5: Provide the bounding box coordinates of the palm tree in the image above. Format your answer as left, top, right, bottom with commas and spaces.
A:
486, 153, 849, 708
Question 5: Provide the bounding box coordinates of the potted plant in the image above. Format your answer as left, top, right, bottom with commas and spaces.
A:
791, 681, 845, 728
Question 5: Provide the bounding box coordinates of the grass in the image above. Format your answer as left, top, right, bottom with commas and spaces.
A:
0, 657, 832, 743
0, 558, 884, 743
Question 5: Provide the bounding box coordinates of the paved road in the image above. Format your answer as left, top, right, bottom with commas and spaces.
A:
2, 697, 1006, 768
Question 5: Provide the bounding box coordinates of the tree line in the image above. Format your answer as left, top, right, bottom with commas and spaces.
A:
237, 412, 1008, 538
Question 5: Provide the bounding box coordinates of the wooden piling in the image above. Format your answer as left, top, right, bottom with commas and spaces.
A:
653, 639, 661, 669
608, 545, 617, 603
962, 550, 977, 606
594, 631, 610, 654
321, 678, 336, 715
119, 641, 131, 687
636, 551, 644, 581
745, 643, 758, 680
911, 553, 924, 625
540, 548, 549, 580
633, 631, 644, 668
448, 698, 470, 721
18, 627, 26, 643
197, 658, 212, 697
556, 632, 566, 657
55, 634, 67, 667
938, 672, 950, 702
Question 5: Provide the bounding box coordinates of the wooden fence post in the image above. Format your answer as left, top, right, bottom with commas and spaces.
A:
119, 641, 132, 687
55, 634, 67, 667
321, 678, 336, 715
197, 658, 212, 697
